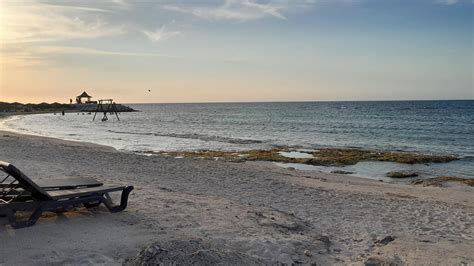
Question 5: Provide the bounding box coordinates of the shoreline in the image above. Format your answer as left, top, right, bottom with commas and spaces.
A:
0, 111, 466, 158
1, 112, 471, 184
0, 130, 473, 264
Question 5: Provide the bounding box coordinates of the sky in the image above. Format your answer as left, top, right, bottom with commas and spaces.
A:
0, 0, 473, 103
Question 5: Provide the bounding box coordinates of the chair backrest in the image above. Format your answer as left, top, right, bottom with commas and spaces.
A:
0, 161, 52, 200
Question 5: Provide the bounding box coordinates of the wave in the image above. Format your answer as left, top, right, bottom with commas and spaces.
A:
107, 130, 263, 145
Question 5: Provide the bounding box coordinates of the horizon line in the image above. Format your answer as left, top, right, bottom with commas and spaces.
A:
124, 99, 474, 105
3, 99, 473, 105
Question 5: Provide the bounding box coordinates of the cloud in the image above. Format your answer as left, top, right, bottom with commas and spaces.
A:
1, 44, 248, 70
1, 44, 185, 69
109, 0, 131, 9
142, 25, 182, 43
437, 0, 459, 4
161, 0, 290, 21
32, 46, 250, 64
0, 1, 126, 44
242, 0, 286, 19
0, 0, 129, 69
40, 4, 115, 13
435, 0, 474, 4
34, 46, 183, 58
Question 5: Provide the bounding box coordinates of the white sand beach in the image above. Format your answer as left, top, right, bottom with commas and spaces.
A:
0, 130, 473, 265
2, 0, 473, 264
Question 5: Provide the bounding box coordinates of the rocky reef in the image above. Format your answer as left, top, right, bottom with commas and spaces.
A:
0, 101, 76, 113
154, 148, 458, 167
0, 101, 136, 114
411, 176, 474, 187
75, 103, 135, 112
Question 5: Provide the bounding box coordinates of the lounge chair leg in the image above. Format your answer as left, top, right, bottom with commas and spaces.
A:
10, 205, 45, 229
102, 186, 133, 213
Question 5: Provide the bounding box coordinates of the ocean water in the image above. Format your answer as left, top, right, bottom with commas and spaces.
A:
1, 101, 473, 180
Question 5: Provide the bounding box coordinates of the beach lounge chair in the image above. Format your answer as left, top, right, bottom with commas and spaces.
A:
0, 161, 133, 229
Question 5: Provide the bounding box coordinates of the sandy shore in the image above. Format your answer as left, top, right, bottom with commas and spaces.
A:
0, 130, 473, 265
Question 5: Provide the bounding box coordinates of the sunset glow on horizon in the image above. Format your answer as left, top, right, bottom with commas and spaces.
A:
1, 0, 472, 104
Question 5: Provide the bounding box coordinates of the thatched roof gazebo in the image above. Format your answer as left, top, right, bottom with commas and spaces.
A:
76, 91, 93, 104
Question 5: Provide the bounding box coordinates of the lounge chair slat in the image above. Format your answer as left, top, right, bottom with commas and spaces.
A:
47, 186, 126, 200
36, 177, 103, 190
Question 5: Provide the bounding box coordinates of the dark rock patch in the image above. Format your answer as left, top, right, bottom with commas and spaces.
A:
375, 236, 395, 246
365, 255, 404, 266
386, 171, 418, 178
330, 170, 354, 175
127, 238, 263, 265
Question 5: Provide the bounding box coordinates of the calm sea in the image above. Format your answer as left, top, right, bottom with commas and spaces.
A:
2, 100, 473, 180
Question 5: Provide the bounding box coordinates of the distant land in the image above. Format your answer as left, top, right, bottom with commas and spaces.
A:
0, 102, 136, 115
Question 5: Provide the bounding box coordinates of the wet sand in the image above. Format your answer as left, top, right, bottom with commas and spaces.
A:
0, 130, 472, 265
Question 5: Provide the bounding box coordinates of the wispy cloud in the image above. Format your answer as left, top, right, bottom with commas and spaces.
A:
1, 0, 130, 69
435, 0, 474, 4
109, 0, 131, 9
40, 4, 115, 14
33, 46, 248, 64
1, 44, 184, 69
34, 46, 183, 58
161, 0, 290, 21
242, 0, 286, 19
142, 25, 182, 43
437, 0, 459, 4
0, 1, 126, 44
